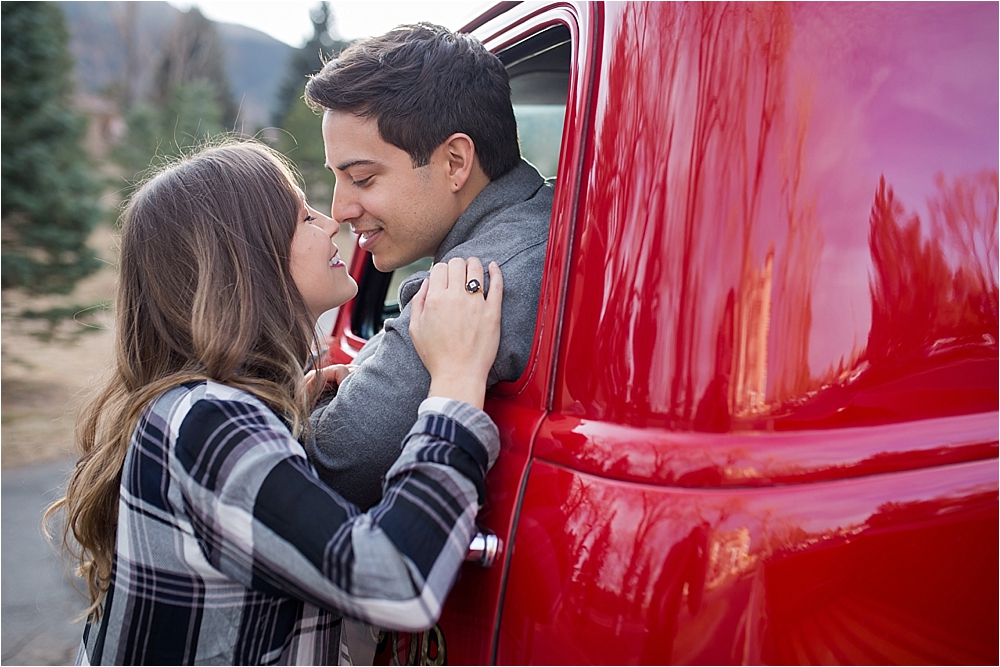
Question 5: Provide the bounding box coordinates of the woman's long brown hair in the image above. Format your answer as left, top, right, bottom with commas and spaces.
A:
46, 141, 321, 620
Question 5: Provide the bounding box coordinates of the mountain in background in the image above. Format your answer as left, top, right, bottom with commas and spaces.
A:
218, 21, 297, 129
57, 1, 295, 130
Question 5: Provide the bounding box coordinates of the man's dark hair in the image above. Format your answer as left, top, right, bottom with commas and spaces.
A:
305, 23, 520, 181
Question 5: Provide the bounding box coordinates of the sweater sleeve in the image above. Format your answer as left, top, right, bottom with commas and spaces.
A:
307, 162, 552, 511
306, 293, 430, 510
170, 395, 499, 632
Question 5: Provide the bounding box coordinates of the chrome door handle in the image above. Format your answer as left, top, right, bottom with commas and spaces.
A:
465, 529, 501, 568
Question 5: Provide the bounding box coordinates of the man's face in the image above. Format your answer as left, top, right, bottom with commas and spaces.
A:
322, 110, 462, 272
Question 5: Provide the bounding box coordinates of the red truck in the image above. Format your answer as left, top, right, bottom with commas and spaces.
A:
326, 2, 999, 663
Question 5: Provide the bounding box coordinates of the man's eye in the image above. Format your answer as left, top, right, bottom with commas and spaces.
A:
353, 176, 372, 187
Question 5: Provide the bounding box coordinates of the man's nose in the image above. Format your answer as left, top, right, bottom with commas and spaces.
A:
331, 181, 362, 224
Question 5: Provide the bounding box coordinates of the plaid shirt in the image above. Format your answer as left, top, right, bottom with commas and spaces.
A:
78, 381, 498, 665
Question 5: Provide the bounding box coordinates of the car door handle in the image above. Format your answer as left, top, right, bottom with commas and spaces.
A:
465, 529, 501, 568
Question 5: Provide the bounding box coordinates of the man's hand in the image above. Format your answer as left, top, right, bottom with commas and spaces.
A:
409, 257, 503, 410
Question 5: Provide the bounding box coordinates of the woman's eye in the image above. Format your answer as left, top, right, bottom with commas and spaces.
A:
304, 215, 316, 222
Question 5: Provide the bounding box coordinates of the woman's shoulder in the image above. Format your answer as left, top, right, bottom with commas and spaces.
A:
149, 380, 275, 416
148, 380, 292, 449
153, 381, 305, 481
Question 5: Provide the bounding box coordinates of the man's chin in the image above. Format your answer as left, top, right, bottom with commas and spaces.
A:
371, 255, 401, 272
372, 251, 426, 273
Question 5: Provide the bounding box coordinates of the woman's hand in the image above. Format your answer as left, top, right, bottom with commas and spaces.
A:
305, 364, 357, 399
409, 257, 503, 410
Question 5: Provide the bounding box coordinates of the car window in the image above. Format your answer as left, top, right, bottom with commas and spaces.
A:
504, 26, 571, 180
514, 104, 564, 179
385, 257, 433, 310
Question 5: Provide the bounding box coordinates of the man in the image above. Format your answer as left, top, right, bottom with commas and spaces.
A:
305, 23, 553, 509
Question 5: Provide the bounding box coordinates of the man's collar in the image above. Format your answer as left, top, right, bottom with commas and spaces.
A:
435, 159, 546, 261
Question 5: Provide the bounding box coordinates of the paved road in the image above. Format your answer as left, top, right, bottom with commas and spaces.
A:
2, 459, 84, 665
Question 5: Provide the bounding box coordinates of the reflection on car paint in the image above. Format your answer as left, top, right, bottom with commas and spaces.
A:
559, 2, 997, 431
375, 626, 447, 666
499, 460, 997, 664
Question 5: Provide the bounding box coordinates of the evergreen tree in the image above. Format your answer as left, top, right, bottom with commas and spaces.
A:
153, 7, 236, 126
1, 1, 103, 295
116, 79, 228, 183
271, 2, 351, 201
272, 2, 350, 126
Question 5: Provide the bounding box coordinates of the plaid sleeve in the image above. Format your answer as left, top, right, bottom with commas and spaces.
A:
169, 387, 498, 632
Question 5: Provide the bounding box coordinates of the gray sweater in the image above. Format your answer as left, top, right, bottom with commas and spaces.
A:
307, 160, 553, 509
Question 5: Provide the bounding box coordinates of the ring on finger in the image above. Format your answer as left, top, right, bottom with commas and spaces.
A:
465, 278, 482, 295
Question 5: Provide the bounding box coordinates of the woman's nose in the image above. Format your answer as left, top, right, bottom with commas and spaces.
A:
308, 206, 338, 237
319, 212, 338, 237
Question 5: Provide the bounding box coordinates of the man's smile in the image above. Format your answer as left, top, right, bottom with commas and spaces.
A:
354, 226, 383, 251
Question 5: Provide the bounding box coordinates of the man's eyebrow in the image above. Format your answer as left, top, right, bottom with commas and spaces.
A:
334, 158, 378, 172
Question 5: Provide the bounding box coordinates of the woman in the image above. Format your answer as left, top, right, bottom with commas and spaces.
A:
48, 141, 503, 665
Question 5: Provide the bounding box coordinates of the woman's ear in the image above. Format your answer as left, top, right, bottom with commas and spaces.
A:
442, 133, 477, 192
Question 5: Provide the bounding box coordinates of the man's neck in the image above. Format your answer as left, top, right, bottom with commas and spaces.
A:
456, 165, 491, 214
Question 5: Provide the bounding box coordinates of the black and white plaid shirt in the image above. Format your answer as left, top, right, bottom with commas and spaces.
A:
78, 381, 498, 665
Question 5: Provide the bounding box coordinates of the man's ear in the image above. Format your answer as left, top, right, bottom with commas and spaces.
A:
441, 133, 477, 192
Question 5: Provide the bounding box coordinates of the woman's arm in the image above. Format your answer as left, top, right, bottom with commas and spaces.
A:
171, 389, 497, 631
174, 258, 503, 630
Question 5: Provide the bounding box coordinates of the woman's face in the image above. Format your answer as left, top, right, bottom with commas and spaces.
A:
290, 198, 358, 321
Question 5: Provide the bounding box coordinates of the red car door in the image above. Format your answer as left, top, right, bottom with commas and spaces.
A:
325, 3, 599, 663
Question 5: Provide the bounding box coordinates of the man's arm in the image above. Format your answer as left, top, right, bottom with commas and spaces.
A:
307, 295, 428, 510
308, 248, 540, 509
309, 179, 551, 509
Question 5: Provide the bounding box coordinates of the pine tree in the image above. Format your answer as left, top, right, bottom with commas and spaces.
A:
1, 1, 102, 295
272, 2, 350, 126
271, 2, 351, 201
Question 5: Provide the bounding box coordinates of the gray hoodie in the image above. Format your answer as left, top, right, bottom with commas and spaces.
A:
307, 160, 553, 509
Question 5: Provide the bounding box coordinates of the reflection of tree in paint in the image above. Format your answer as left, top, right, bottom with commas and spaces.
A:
867, 172, 998, 368
680, 10, 997, 429
564, 1, 995, 430
759, 486, 998, 665
763, 171, 998, 428
573, 2, 812, 427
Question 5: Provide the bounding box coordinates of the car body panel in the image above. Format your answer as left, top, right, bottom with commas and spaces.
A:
497, 458, 997, 664
535, 411, 998, 487
557, 2, 998, 432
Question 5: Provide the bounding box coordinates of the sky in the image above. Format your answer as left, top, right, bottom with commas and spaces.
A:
167, 1, 497, 45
